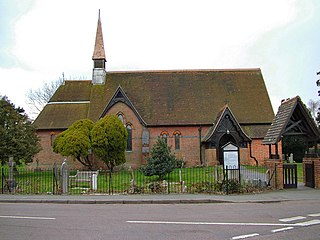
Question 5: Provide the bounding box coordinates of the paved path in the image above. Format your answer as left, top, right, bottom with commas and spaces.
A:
0, 184, 319, 204
240, 165, 268, 183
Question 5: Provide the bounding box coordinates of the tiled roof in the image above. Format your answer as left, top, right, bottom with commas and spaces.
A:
262, 96, 320, 144
34, 103, 89, 130
50, 81, 92, 102
242, 125, 271, 138
34, 69, 275, 133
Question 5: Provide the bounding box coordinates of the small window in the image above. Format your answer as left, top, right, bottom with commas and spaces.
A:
160, 131, 169, 144
126, 124, 132, 151
173, 131, 181, 150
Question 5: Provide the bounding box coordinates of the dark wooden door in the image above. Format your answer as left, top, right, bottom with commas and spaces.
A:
283, 164, 297, 189
305, 162, 315, 188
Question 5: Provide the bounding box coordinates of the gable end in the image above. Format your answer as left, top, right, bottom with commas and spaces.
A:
100, 86, 147, 126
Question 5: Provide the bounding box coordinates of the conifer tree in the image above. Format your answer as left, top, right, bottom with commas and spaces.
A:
142, 137, 177, 180
91, 115, 128, 171
0, 96, 40, 165
53, 119, 94, 169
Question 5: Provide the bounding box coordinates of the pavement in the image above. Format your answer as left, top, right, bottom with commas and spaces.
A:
0, 184, 319, 204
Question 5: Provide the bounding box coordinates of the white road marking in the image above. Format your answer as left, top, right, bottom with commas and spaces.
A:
232, 233, 259, 239
308, 213, 320, 217
279, 216, 306, 222
128, 218, 320, 239
127, 220, 296, 227
294, 220, 320, 227
271, 227, 294, 233
0, 215, 56, 220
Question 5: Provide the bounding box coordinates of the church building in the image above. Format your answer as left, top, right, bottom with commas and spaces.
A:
34, 14, 277, 169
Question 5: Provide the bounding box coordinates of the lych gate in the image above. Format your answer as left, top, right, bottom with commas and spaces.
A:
263, 96, 320, 189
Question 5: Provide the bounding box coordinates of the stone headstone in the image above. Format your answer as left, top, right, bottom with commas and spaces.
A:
8, 157, 16, 193
289, 153, 294, 163
60, 159, 68, 194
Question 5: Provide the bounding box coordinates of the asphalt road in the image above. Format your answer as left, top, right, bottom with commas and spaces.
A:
0, 201, 319, 240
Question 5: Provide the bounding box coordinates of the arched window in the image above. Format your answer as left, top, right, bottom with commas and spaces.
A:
173, 131, 181, 150
117, 113, 125, 124
160, 131, 169, 144
126, 124, 132, 151
50, 133, 56, 147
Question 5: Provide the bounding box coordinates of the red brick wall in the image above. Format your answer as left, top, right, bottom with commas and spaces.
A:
248, 139, 283, 166
148, 126, 209, 167
34, 130, 83, 169
106, 102, 210, 167
264, 159, 284, 189
240, 148, 252, 165
36, 128, 277, 169
303, 158, 320, 188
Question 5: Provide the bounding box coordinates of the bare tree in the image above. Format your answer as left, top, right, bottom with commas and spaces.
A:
308, 99, 320, 120
26, 78, 63, 118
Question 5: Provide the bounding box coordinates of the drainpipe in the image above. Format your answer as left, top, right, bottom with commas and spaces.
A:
198, 126, 203, 165
249, 142, 258, 166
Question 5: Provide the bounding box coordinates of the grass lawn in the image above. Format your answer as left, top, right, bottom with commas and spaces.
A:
92, 166, 221, 194
296, 163, 303, 182
0, 168, 55, 194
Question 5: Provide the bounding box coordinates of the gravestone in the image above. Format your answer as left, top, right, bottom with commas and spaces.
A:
60, 160, 68, 194
289, 153, 294, 163
7, 157, 16, 193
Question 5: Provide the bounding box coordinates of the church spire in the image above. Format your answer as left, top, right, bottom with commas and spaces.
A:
92, 10, 106, 60
92, 10, 107, 84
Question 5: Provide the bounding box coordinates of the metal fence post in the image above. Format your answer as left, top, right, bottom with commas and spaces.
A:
53, 163, 60, 195
226, 165, 229, 195
108, 170, 112, 195
1, 163, 4, 194
52, 165, 56, 195
275, 164, 277, 189
168, 172, 170, 194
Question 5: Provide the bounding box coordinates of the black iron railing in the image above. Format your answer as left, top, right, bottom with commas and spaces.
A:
0, 165, 269, 195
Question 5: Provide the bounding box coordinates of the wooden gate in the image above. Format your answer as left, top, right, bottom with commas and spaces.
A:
283, 164, 297, 189
305, 162, 315, 188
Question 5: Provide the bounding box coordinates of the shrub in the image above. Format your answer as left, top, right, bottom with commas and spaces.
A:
141, 138, 177, 180
192, 181, 214, 193
148, 181, 167, 193
175, 159, 185, 168
214, 179, 242, 194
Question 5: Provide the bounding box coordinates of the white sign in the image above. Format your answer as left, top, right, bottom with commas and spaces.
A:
224, 151, 239, 169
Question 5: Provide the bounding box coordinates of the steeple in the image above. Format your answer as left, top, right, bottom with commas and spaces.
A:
92, 10, 106, 84
92, 10, 106, 61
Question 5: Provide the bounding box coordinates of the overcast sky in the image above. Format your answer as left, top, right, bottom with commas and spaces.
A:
0, 0, 319, 118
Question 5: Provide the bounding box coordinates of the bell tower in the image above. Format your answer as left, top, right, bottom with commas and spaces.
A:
92, 10, 106, 84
